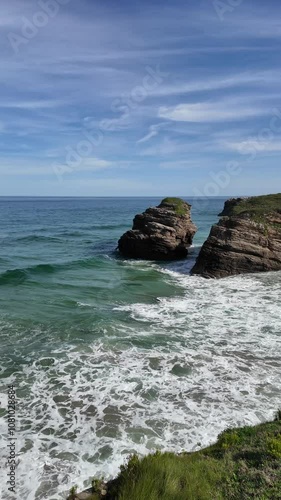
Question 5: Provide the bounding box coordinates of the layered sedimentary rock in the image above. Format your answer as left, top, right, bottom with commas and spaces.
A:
118, 198, 197, 260
191, 194, 281, 278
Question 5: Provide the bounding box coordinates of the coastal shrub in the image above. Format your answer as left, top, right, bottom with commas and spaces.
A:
68, 485, 78, 499
267, 435, 281, 459
92, 477, 105, 493
119, 453, 140, 478
274, 409, 281, 421
217, 429, 240, 449
161, 197, 187, 216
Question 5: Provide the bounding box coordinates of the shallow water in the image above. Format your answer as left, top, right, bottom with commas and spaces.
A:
0, 197, 280, 499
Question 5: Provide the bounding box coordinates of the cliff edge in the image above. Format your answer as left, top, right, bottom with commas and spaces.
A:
191, 193, 281, 278
68, 412, 281, 500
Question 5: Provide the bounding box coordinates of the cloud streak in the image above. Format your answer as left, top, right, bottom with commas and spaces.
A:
158, 98, 272, 123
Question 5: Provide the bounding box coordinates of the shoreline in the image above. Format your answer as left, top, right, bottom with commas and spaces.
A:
68, 411, 281, 499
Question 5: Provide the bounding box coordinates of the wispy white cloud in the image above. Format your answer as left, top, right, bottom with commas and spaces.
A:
75, 158, 112, 171
137, 123, 168, 144
215, 7, 281, 40
224, 139, 281, 153
147, 71, 281, 97
158, 99, 270, 123
0, 99, 66, 110
140, 137, 180, 157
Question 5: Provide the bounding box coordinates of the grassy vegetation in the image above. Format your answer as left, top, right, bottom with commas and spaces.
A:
224, 194, 281, 225
227, 194, 281, 216
161, 197, 188, 216
71, 412, 281, 500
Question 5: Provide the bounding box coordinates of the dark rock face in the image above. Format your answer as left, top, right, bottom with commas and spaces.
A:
191, 194, 281, 278
118, 198, 197, 260
218, 197, 248, 217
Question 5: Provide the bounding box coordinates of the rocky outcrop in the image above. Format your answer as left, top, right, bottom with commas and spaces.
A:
191, 194, 281, 278
118, 198, 197, 260
218, 197, 248, 217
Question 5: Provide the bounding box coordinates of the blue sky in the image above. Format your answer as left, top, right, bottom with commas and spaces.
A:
0, 0, 281, 196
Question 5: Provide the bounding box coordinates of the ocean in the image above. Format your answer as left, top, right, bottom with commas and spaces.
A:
0, 197, 280, 500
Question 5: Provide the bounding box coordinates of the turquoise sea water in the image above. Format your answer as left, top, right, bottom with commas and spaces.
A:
0, 197, 280, 500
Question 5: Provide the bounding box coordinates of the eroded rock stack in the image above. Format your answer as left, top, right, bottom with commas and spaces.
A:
191, 193, 281, 278
118, 197, 197, 260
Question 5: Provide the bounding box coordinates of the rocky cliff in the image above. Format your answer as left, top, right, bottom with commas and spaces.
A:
118, 197, 197, 260
191, 193, 281, 278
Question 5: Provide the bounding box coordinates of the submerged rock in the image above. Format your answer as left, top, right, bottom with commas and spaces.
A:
118, 197, 197, 260
191, 193, 281, 278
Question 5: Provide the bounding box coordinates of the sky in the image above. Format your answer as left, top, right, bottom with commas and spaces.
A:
0, 0, 281, 196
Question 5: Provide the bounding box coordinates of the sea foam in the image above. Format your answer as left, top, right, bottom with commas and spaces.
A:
0, 266, 280, 499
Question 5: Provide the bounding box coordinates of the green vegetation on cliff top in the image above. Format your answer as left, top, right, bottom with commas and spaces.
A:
161, 197, 188, 216
70, 412, 281, 500
221, 193, 281, 219
219, 194, 281, 233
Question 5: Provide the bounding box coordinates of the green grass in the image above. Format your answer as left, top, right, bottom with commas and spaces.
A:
108, 451, 225, 500
223, 193, 281, 224
69, 412, 281, 500
220, 194, 281, 233
161, 197, 188, 216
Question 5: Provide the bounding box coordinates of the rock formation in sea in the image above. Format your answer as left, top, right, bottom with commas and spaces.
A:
118, 197, 197, 260
191, 193, 281, 278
